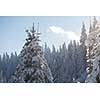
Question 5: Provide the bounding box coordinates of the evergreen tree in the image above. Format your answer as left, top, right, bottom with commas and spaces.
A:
2, 53, 6, 75
44, 43, 51, 66
5, 52, 10, 78
80, 22, 87, 45
77, 22, 87, 82
93, 16, 97, 30
76, 44, 87, 82
10, 23, 53, 83
0, 70, 4, 82
89, 19, 93, 33
85, 17, 100, 82
67, 41, 74, 82
7, 52, 18, 80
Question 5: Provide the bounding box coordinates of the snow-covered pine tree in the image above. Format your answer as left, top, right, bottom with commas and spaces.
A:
10, 23, 53, 83
89, 19, 93, 33
85, 17, 100, 83
81, 22, 87, 78
75, 22, 87, 82
80, 22, 87, 45
93, 16, 97, 30
86, 19, 94, 75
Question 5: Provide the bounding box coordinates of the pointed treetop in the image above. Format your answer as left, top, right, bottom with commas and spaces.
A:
89, 18, 92, 33
80, 22, 87, 45
62, 42, 66, 49
93, 16, 97, 22
93, 16, 97, 29
81, 22, 86, 34
82, 21, 85, 28
31, 22, 36, 33
52, 45, 56, 53
37, 22, 39, 33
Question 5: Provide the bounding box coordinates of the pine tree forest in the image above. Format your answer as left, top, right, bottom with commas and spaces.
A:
0, 16, 100, 83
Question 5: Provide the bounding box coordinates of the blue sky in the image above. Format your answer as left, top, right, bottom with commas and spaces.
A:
0, 16, 100, 55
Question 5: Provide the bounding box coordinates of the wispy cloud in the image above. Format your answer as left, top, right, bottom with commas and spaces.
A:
48, 26, 66, 34
47, 26, 80, 41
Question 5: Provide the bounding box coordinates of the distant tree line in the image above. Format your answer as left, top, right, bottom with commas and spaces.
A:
0, 40, 87, 83
44, 41, 87, 83
0, 52, 18, 82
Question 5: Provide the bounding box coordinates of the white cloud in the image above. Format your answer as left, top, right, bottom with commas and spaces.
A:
48, 26, 65, 34
47, 26, 80, 41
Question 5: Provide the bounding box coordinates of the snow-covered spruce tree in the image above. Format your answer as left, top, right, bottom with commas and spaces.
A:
80, 22, 87, 45
70, 22, 87, 83
75, 22, 87, 82
10, 23, 53, 83
85, 17, 100, 83
89, 19, 93, 33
